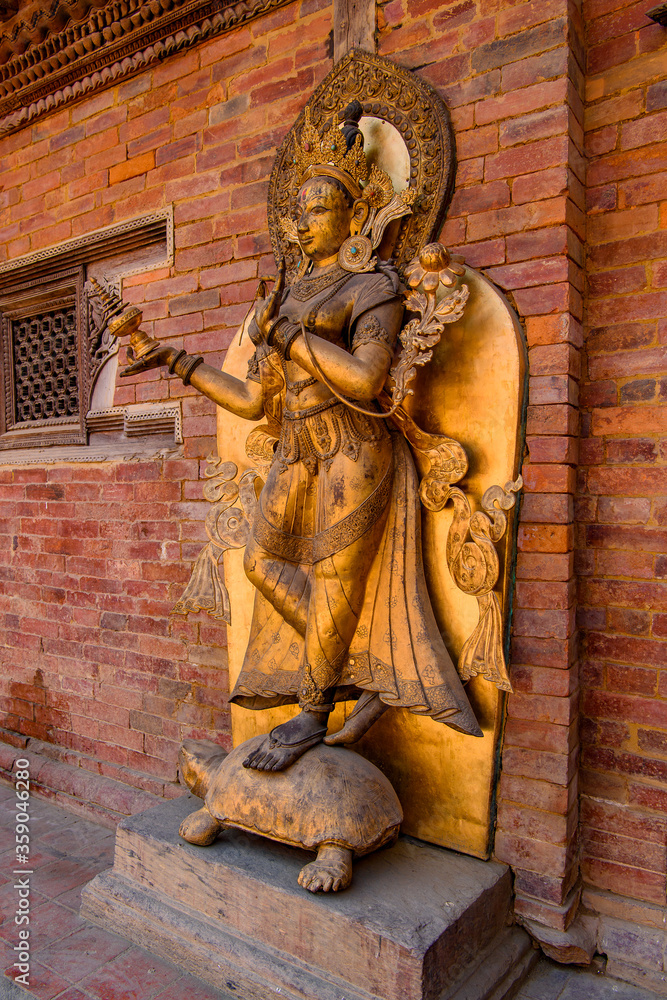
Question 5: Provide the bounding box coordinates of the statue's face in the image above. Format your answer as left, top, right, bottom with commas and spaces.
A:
296, 178, 353, 264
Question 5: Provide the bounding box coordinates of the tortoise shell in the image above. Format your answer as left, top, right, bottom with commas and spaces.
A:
199, 735, 402, 857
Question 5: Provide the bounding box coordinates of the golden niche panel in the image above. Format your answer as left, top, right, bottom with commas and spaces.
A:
219, 259, 525, 858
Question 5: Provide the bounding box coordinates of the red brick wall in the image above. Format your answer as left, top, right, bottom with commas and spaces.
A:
0, 0, 664, 962
0, 460, 228, 786
577, 0, 667, 950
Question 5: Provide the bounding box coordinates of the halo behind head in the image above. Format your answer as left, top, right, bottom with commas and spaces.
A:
268, 50, 456, 280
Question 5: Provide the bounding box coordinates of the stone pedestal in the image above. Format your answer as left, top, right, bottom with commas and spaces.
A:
81, 796, 535, 1000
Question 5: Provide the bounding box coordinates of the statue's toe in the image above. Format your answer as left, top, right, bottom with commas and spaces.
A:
242, 744, 268, 768
242, 728, 326, 772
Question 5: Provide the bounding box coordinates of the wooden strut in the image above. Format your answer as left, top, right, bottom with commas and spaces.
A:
333, 0, 377, 62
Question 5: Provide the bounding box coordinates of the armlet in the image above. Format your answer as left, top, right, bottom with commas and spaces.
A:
351, 314, 396, 355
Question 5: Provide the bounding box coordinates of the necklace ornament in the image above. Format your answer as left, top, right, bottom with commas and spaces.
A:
290, 265, 347, 301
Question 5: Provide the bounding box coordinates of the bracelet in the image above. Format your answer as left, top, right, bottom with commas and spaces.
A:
282, 325, 303, 362
168, 350, 205, 385
167, 349, 187, 374
269, 317, 301, 361
266, 315, 285, 344
174, 354, 205, 386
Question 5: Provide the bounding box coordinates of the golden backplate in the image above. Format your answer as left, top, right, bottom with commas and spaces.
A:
219, 267, 526, 858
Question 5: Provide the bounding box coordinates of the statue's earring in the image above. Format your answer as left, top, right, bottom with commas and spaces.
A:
338, 235, 375, 272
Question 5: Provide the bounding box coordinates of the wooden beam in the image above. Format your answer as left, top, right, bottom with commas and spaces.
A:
647, 2, 667, 24
333, 0, 375, 62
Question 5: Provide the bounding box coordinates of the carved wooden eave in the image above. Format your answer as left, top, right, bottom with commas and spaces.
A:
0, 0, 292, 137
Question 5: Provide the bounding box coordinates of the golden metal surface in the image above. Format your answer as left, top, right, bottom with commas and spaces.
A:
179, 737, 402, 892
117, 55, 527, 860
386, 267, 525, 855
268, 50, 457, 283
219, 263, 525, 858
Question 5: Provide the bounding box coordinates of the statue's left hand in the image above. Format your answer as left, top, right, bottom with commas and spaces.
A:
254, 260, 286, 340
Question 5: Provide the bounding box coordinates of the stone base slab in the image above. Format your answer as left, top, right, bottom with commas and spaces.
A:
81, 795, 534, 1000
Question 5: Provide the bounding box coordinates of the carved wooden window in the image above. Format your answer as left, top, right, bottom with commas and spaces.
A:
14, 307, 79, 422
0, 210, 176, 454
0, 268, 88, 449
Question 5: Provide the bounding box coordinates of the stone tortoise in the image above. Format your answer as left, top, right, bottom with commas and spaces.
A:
178, 735, 403, 893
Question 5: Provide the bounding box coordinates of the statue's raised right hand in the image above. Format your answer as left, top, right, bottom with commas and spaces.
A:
119, 342, 179, 378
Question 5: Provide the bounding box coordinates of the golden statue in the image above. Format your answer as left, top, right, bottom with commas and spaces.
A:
98, 53, 524, 892
121, 101, 486, 758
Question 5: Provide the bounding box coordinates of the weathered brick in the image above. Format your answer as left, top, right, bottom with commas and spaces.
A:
620, 110, 667, 152
512, 165, 568, 205
521, 492, 573, 522
587, 142, 667, 191
499, 776, 572, 822
108, 151, 155, 185
497, 801, 570, 848
485, 136, 569, 182
505, 224, 568, 262
519, 524, 574, 553
584, 91, 644, 133
472, 19, 568, 75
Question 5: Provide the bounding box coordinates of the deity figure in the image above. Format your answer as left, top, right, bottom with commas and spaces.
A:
118, 102, 483, 775
90, 56, 527, 895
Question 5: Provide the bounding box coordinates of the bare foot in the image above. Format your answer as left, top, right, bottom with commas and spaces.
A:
179, 806, 222, 846
298, 844, 353, 893
242, 709, 329, 772
324, 691, 388, 746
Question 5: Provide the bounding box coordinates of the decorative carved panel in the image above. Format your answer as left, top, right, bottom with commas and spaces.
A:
0, 209, 173, 290
86, 404, 183, 442
0, 213, 179, 452
0, 0, 293, 137
12, 305, 80, 424
647, 2, 667, 23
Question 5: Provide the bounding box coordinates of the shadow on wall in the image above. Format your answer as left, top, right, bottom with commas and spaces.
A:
1, 669, 53, 746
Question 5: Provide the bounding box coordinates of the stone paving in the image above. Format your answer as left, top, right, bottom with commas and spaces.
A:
0, 779, 663, 1000
0, 779, 232, 1000
514, 959, 665, 1000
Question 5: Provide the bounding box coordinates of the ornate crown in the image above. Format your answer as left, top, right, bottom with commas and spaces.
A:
292, 105, 369, 196
280, 100, 416, 270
